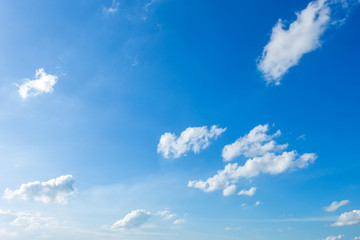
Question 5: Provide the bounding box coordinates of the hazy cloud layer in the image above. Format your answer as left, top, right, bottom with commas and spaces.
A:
4, 175, 76, 204
112, 209, 151, 229
324, 200, 350, 212
16, 68, 58, 99
189, 124, 316, 196
332, 210, 360, 227
157, 125, 226, 159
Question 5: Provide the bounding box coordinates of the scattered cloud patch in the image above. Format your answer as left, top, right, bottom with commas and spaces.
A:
223, 185, 237, 197
104, 0, 120, 13
3, 175, 76, 204
0, 209, 56, 231
157, 125, 226, 159
324, 200, 350, 212
222, 124, 287, 161
189, 124, 316, 196
16, 68, 58, 99
112, 209, 151, 229
332, 210, 360, 227
324, 235, 344, 240
238, 187, 257, 197
156, 210, 177, 220
257, 0, 359, 84
354, 237, 360, 240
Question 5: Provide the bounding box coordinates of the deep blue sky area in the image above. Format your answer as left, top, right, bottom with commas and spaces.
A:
0, 0, 359, 239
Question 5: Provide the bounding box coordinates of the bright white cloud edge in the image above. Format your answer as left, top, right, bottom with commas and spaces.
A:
112, 209, 151, 229
3, 175, 76, 204
189, 124, 317, 196
157, 125, 226, 159
16, 68, 58, 99
332, 210, 360, 227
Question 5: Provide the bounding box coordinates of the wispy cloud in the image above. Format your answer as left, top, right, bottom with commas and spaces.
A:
324, 200, 350, 212
257, 0, 359, 85
324, 234, 344, 240
16, 68, 58, 99
3, 175, 76, 204
157, 125, 226, 159
104, 0, 120, 14
238, 187, 257, 197
189, 124, 316, 196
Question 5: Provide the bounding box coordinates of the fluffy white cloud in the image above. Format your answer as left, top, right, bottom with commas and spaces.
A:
112, 209, 151, 229
173, 219, 186, 225
238, 187, 257, 196
324, 200, 350, 212
157, 125, 226, 159
222, 124, 287, 161
189, 125, 316, 196
223, 185, 237, 197
258, 0, 331, 84
332, 210, 360, 227
324, 235, 344, 240
17, 68, 58, 99
3, 175, 76, 204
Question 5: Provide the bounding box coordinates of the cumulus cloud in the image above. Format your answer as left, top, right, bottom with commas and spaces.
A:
3, 175, 76, 204
112, 209, 151, 229
16, 68, 58, 99
189, 124, 316, 196
238, 187, 257, 196
222, 124, 287, 161
324, 200, 350, 212
324, 235, 344, 240
332, 210, 360, 227
257, 0, 359, 84
157, 125, 226, 159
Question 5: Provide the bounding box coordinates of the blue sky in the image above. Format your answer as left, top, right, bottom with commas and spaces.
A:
0, 0, 360, 239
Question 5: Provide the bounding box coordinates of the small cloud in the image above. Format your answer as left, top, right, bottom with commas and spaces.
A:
112, 209, 151, 229
255, 201, 261, 206
3, 175, 76, 204
156, 210, 177, 220
332, 210, 360, 227
173, 219, 186, 225
297, 134, 306, 141
224, 226, 245, 231
157, 125, 226, 159
238, 187, 257, 197
324, 200, 350, 212
16, 68, 58, 99
223, 185, 237, 197
104, 0, 120, 13
324, 234, 344, 240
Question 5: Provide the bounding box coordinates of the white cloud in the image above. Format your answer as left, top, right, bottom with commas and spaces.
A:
3, 175, 76, 204
354, 237, 360, 240
157, 125, 226, 159
258, 0, 331, 84
332, 210, 360, 227
112, 209, 151, 229
238, 187, 257, 197
16, 68, 58, 99
104, 0, 120, 13
223, 185, 237, 197
173, 219, 186, 225
222, 124, 287, 161
189, 125, 316, 196
324, 200, 350, 212
0, 209, 56, 231
324, 235, 344, 240
156, 210, 177, 220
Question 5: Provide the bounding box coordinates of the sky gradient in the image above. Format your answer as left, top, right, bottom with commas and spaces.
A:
0, 0, 360, 239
